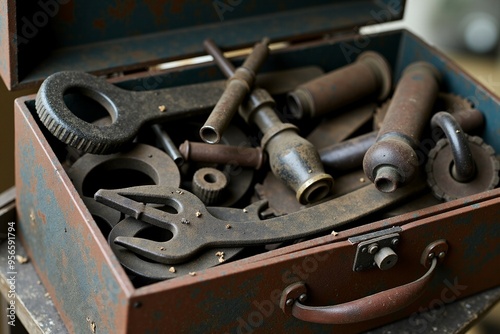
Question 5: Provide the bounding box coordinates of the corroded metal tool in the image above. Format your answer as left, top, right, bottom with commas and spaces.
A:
95, 178, 427, 264
204, 39, 333, 204
363, 62, 441, 193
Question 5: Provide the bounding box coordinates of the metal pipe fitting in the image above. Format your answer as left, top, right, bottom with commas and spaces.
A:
179, 140, 265, 169
200, 37, 270, 144
205, 40, 333, 204
287, 51, 392, 119
363, 62, 442, 192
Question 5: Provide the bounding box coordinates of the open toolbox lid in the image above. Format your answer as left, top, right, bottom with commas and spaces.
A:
0, 0, 405, 90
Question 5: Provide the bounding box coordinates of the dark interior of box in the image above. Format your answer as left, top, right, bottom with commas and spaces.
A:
22, 29, 500, 287
13, 0, 404, 88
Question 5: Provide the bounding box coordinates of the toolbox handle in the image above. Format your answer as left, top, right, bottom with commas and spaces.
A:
280, 259, 436, 324
280, 240, 447, 324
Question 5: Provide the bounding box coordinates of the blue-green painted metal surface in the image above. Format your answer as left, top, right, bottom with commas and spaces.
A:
15, 27, 500, 333
2, 0, 405, 89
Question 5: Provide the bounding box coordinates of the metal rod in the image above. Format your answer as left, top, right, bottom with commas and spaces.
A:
200, 38, 270, 144
152, 124, 184, 166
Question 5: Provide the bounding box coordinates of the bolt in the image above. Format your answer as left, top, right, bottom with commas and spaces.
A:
179, 140, 265, 169
438, 251, 446, 259
285, 299, 294, 307
298, 294, 308, 303
391, 238, 399, 246
361, 247, 367, 253
368, 244, 379, 255
428, 252, 435, 259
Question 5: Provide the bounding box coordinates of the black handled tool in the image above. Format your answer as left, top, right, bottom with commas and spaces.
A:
35, 67, 324, 154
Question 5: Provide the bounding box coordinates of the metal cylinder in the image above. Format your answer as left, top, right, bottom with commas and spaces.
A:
192, 167, 228, 205
152, 124, 184, 166
179, 140, 265, 169
374, 247, 398, 270
287, 51, 392, 119
363, 62, 442, 192
200, 38, 270, 144
204, 40, 333, 204
319, 131, 377, 172
240, 88, 333, 204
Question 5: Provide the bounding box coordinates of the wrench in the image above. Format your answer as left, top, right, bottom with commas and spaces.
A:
95, 176, 427, 264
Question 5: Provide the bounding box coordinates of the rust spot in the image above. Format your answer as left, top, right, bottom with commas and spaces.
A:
108, 0, 136, 20
38, 210, 47, 225
93, 18, 106, 30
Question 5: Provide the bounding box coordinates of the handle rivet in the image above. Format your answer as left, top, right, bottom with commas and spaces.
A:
361, 247, 367, 253
428, 252, 435, 259
285, 299, 294, 307
438, 251, 446, 259
391, 238, 399, 246
298, 294, 308, 303
355, 265, 363, 272
368, 244, 379, 254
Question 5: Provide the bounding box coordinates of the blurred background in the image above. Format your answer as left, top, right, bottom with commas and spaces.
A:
0, 0, 499, 332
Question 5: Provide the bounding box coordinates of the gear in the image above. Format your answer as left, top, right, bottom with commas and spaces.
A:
426, 135, 499, 201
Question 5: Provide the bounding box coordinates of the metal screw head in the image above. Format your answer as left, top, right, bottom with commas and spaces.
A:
368, 244, 379, 254
391, 238, 399, 246
438, 251, 446, 259
285, 299, 294, 307
428, 252, 435, 259
298, 294, 307, 303
361, 247, 367, 253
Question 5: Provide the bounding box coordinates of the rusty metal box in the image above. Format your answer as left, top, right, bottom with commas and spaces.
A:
6, 1, 500, 333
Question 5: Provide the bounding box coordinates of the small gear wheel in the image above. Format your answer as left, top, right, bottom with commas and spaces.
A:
374, 93, 473, 130
426, 135, 499, 201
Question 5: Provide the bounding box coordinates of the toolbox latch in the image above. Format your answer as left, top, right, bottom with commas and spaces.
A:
349, 226, 402, 272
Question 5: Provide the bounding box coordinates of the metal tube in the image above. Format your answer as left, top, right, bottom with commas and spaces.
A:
363, 62, 442, 192
200, 38, 270, 144
287, 51, 392, 119
179, 140, 265, 169
152, 124, 184, 166
431, 112, 476, 182
204, 40, 333, 204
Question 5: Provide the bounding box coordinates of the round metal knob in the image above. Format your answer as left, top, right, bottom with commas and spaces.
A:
374, 247, 398, 270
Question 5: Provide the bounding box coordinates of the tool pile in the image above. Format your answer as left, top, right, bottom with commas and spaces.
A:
34, 38, 499, 286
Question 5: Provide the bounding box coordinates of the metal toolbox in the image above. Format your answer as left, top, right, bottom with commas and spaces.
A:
6, 0, 500, 333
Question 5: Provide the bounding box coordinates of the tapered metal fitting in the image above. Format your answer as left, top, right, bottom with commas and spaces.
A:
287, 51, 392, 119
363, 62, 441, 192
179, 140, 265, 169
200, 37, 270, 144
192, 167, 228, 205
241, 88, 333, 204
